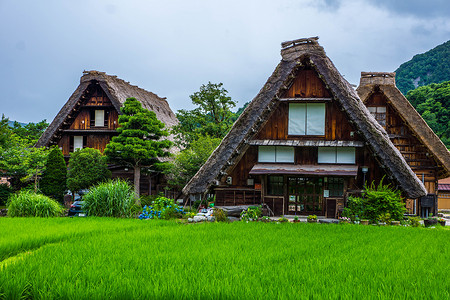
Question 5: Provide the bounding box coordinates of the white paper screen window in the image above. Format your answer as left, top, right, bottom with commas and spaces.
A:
275, 147, 294, 163
258, 146, 276, 162
336, 147, 355, 164
288, 103, 306, 135
74, 136, 83, 151
306, 103, 325, 135
318, 147, 336, 163
95, 110, 105, 127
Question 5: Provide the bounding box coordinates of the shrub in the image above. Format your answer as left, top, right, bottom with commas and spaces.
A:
213, 208, 228, 222
240, 206, 262, 221
139, 196, 184, 220
40, 147, 67, 203
0, 183, 12, 206
343, 179, 406, 223
83, 179, 136, 218
408, 216, 422, 227
7, 190, 64, 217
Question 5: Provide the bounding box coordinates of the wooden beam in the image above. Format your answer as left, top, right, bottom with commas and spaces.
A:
279, 97, 332, 102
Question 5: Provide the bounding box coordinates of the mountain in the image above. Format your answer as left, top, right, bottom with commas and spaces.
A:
395, 40, 450, 95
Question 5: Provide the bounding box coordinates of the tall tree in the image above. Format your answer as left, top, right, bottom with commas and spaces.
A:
66, 148, 111, 194
40, 147, 67, 202
173, 82, 236, 147
104, 97, 172, 200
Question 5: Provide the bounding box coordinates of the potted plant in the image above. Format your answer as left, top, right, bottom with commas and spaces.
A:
307, 215, 317, 223
424, 214, 438, 227
438, 218, 446, 227
293, 216, 300, 223
360, 219, 369, 225
390, 220, 400, 226
339, 217, 351, 224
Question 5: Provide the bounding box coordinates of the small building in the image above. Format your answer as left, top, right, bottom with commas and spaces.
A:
183, 37, 426, 217
437, 178, 450, 211
357, 72, 450, 216
36, 70, 179, 196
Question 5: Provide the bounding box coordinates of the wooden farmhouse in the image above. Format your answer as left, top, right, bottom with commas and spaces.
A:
36, 70, 179, 195
357, 72, 450, 216
183, 37, 427, 217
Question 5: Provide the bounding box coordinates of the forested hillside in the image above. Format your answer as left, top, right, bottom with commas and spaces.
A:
406, 80, 450, 148
395, 40, 450, 95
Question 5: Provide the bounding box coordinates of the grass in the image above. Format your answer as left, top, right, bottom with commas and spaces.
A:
0, 219, 448, 299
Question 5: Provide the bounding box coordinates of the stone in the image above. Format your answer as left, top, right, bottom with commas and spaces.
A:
188, 218, 194, 223
227, 217, 240, 222
207, 216, 216, 222
193, 215, 207, 222
319, 219, 339, 224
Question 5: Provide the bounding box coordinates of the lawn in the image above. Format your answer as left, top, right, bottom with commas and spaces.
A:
0, 218, 448, 299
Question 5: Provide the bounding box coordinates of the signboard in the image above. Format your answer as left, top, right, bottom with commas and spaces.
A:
420, 194, 435, 208
323, 190, 330, 198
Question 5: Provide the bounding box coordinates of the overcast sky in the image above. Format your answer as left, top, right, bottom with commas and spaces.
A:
1, 0, 450, 123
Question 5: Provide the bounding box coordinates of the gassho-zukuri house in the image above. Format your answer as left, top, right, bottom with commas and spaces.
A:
183, 37, 431, 218
36, 70, 179, 196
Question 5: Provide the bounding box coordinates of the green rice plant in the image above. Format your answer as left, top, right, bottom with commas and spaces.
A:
7, 190, 64, 217
0, 219, 448, 299
82, 179, 136, 218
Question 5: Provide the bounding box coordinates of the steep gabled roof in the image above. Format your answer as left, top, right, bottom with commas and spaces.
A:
36, 70, 179, 147
357, 72, 450, 179
183, 37, 426, 198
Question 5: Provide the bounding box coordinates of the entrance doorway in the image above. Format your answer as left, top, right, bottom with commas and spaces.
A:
288, 177, 324, 215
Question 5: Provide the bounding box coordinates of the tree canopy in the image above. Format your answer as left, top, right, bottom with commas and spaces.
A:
173, 82, 237, 147
104, 97, 172, 199
40, 147, 67, 202
396, 40, 450, 95
406, 80, 450, 148
66, 148, 111, 193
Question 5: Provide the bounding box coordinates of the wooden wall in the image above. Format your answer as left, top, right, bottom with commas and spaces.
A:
284, 69, 331, 98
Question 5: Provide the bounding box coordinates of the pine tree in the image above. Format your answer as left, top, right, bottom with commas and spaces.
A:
104, 97, 172, 202
40, 147, 67, 202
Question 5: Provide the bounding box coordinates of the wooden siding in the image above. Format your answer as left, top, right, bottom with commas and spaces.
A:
284, 69, 331, 98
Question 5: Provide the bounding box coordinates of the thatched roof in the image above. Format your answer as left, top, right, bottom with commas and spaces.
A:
357, 72, 450, 178
183, 37, 426, 199
36, 70, 179, 148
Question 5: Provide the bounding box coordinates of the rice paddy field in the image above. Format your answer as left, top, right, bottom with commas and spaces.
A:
0, 218, 448, 299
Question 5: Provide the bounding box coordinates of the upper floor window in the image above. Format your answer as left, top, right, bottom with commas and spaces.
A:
318, 147, 355, 164
258, 146, 294, 163
288, 103, 325, 135
95, 110, 105, 127
367, 106, 386, 127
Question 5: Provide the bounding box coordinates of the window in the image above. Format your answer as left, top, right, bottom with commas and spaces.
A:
95, 110, 105, 127
288, 103, 325, 135
268, 176, 284, 195
328, 177, 344, 197
367, 106, 386, 127
258, 146, 294, 163
318, 147, 355, 164
74, 136, 83, 151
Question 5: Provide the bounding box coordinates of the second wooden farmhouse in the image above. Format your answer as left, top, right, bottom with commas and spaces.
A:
183, 37, 427, 217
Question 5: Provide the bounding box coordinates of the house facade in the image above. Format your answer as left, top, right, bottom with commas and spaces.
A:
36, 70, 179, 195
183, 38, 426, 217
357, 72, 450, 216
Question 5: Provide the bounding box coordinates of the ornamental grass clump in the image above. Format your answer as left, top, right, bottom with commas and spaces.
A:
83, 179, 136, 218
139, 196, 184, 220
7, 190, 64, 217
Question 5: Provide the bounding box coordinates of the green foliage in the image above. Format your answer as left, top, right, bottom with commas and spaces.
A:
0, 115, 50, 192
307, 214, 317, 221
139, 196, 184, 220
7, 190, 64, 217
104, 97, 172, 197
406, 80, 450, 147
66, 148, 111, 193
240, 206, 262, 221
213, 208, 228, 222
164, 135, 221, 189
343, 179, 406, 223
396, 40, 450, 95
82, 179, 136, 218
172, 82, 236, 147
0, 183, 12, 206
40, 147, 67, 202
408, 216, 422, 228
